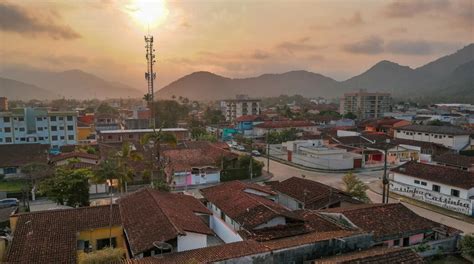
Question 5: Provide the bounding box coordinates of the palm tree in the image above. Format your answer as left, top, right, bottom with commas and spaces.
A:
21, 162, 53, 202
114, 142, 143, 193
140, 128, 177, 186
94, 159, 119, 192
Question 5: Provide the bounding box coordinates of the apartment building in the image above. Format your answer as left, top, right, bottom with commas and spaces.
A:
339, 89, 391, 119
220, 97, 261, 122
394, 124, 471, 151
0, 108, 77, 148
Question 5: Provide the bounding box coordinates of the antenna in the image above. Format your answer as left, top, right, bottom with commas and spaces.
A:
145, 34, 157, 129
153, 240, 172, 258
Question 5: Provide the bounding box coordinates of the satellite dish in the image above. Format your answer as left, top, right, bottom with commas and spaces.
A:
152, 241, 172, 258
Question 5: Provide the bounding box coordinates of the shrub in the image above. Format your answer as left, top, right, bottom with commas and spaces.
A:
78, 247, 125, 264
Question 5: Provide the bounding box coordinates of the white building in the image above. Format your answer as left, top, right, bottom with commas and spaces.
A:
390, 162, 474, 216
394, 125, 471, 151
252, 120, 318, 138
220, 97, 261, 122
0, 108, 77, 148
339, 89, 391, 119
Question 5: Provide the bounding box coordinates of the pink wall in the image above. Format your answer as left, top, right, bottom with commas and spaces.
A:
384, 233, 424, 247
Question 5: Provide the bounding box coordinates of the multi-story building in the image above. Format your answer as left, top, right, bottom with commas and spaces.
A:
339, 89, 391, 119
0, 108, 77, 148
221, 97, 261, 122
0, 97, 8, 111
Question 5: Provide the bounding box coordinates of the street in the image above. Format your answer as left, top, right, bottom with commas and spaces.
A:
257, 157, 474, 234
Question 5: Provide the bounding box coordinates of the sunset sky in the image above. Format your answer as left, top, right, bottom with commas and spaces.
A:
0, 0, 473, 93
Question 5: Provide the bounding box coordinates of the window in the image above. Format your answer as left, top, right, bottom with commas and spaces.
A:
19, 127, 25, 132
417, 132, 421, 135
77, 240, 90, 251
414, 180, 420, 184
421, 181, 427, 186
107, 135, 112, 139
298, 203, 303, 209
393, 239, 400, 246
59, 126, 64, 131
432, 185, 440, 192
425, 133, 429, 136
0, 138, 2, 143
50, 116, 56, 121
451, 189, 460, 197
67, 116, 73, 121
5, 137, 12, 143
60, 136, 65, 140
51, 126, 57, 131
68, 135, 74, 140
59, 117, 64, 121
221, 211, 225, 221
3, 117, 10, 122
67, 125, 73, 131
18, 117, 24, 121
20, 138, 25, 141
96, 237, 116, 250
39, 137, 44, 140
4, 127, 11, 133
448, 135, 453, 138
52, 135, 58, 141
4, 167, 17, 174
37, 117, 42, 121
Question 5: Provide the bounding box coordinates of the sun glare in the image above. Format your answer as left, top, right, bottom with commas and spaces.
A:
126, 0, 169, 30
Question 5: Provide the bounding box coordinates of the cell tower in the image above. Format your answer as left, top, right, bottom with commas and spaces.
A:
145, 34, 156, 128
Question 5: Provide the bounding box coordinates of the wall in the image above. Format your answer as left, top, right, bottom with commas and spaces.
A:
77, 226, 126, 253
209, 214, 243, 243
395, 129, 470, 151
177, 232, 207, 252
277, 192, 301, 210
255, 216, 286, 229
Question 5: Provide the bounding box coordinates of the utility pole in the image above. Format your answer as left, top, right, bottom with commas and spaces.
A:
249, 138, 253, 180
382, 139, 390, 203
266, 130, 270, 174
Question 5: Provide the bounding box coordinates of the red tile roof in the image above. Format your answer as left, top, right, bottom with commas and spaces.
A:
321, 203, 452, 240
391, 161, 474, 189
272, 177, 362, 209
313, 247, 424, 264
118, 188, 212, 256
7, 205, 121, 263
200, 181, 297, 229
0, 144, 49, 167
50, 152, 99, 163
235, 115, 266, 122
255, 120, 315, 129
433, 153, 474, 169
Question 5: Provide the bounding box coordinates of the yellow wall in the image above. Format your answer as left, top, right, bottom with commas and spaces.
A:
77, 126, 94, 141
76, 226, 128, 258
9, 215, 18, 233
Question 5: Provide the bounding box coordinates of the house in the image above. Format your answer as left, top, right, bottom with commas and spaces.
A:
320, 203, 459, 247
234, 115, 266, 138
94, 113, 121, 131
312, 247, 424, 264
390, 161, 474, 216
161, 141, 238, 187
0, 144, 49, 178
6, 205, 125, 263
271, 177, 362, 210
118, 188, 214, 257
432, 153, 474, 171
362, 118, 411, 136
98, 128, 189, 143
200, 181, 303, 243
394, 125, 472, 151
253, 120, 318, 138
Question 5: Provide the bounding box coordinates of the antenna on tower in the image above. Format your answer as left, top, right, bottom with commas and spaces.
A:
145, 34, 157, 129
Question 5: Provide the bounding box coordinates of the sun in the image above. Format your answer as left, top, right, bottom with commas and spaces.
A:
125, 0, 169, 30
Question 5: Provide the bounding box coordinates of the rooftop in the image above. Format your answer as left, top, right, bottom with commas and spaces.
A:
433, 153, 474, 168
7, 205, 121, 263
99, 128, 188, 134
391, 161, 474, 190
271, 177, 362, 209
255, 120, 315, 129
313, 247, 424, 264
0, 143, 49, 168
397, 124, 472, 135
118, 188, 213, 256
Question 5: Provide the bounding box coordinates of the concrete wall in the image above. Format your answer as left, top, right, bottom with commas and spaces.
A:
177, 232, 207, 252
395, 129, 470, 151
209, 214, 243, 243
255, 216, 286, 229
277, 192, 301, 210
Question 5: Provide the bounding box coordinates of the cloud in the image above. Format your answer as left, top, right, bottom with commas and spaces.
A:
0, 2, 80, 39
343, 36, 384, 54
385, 40, 461, 55
251, 50, 270, 60
384, 0, 451, 18
276, 37, 325, 55
338, 12, 364, 26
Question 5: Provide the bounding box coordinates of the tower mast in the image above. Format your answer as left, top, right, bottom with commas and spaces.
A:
145, 34, 156, 128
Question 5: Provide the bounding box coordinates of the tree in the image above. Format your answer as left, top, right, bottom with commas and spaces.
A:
114, 142, 142, 193
203, 107, 224, 124
343, 112, 357, 120
96, 103, 118, 115
93, 159, 120, 191
78, 247, 126, 264
39, 166, 92, 207
152, 179, 171, 192
342, 172, 369, 203
461, 234, 474, 258
141, 129, 177, 185
21, 163, 53, 201
427, 119, 444, 126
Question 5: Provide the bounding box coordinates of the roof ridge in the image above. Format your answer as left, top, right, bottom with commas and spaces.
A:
145, 188, 185, 236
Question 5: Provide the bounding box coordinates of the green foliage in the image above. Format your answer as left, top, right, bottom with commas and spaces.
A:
461, 234, 474, 258
151, 100, 190, 127
78, 247, 126, 264
426, 119, 444, 126
342, 172, 370, 203
343, 112, 357, 120
413, 243, 431, 252
190, 126, 207, 139
96, 102, 118, 115
261, 95, 310, 107
85, 146, 97, 154
114, 142, 143, 192
197, 133, 218, 142
203, 107, 224, 124
152, 179, 171, 192
221, 168, 249, 182
94, 159, 119, 184
39, 167, 92, 207
267, 128, 299, 144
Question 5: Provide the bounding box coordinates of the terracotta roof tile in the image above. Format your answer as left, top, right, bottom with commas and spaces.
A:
255, 120, 316, 129
313, 247, 424, 264
0, 144, 49, 167
50, 152, 99, 163
433, 153, 474, 169
7, 205, 121, 263
397, 125, 472, 135
391, 161, 474, 189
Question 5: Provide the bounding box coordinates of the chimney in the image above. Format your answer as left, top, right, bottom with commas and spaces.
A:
0, 97, 8, 111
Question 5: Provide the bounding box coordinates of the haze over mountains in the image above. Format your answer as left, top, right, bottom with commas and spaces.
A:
0, 44, 472, 102
0, 69, 142, 100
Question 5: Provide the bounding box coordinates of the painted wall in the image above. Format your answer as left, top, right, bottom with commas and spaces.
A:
277, 192, 301, 210
177, 232, 207, 252
77, 226, 126, 254
395, 129, 470, 151
209, 214, 243, 243
255, 216, 286, 229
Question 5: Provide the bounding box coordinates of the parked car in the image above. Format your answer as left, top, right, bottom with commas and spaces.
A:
235, 145, 245, 151
251, 150, 261, 156
0, 198, 19, 208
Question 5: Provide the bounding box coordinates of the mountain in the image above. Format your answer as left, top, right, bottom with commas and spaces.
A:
157, 70, 342, 100
430, 60, 474, 102
0, 78, 57, 100
0, 69, 142, 100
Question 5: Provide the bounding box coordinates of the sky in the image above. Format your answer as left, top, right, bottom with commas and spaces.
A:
0, 0, 473, 94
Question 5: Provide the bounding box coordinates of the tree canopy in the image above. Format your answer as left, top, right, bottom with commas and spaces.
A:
342, 172, 370, 203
